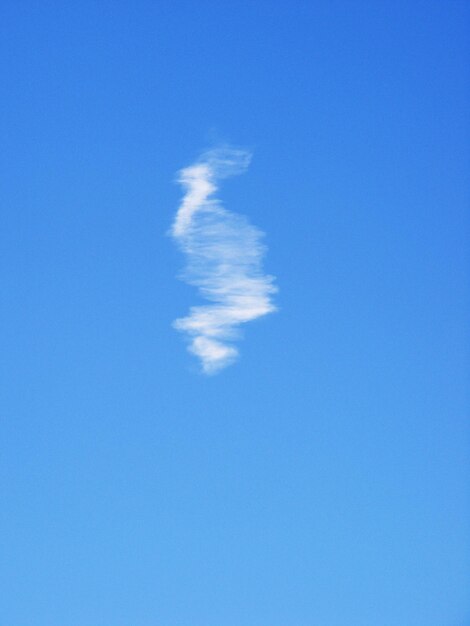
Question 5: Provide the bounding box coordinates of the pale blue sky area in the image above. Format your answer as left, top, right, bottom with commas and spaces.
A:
1, 2, 469, 625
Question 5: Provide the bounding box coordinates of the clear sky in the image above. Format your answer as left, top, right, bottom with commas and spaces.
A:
1, 2, 469, 625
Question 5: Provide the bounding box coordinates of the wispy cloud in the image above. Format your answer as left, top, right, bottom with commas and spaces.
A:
171, 147, 277, 374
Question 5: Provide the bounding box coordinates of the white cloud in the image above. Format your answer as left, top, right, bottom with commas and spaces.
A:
171, 147, 277, 374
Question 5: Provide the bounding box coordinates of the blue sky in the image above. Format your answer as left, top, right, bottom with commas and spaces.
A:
1, 1, 469, 624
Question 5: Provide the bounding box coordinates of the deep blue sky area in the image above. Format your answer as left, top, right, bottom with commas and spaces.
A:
1, 2, 469, 625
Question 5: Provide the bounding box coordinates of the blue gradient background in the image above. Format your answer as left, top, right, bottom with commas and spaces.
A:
1, 2, 469, 624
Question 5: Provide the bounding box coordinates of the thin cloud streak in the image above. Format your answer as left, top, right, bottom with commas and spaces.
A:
171, 147, 277, 374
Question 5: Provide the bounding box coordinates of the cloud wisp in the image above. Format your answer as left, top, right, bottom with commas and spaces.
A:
171, 147, 277, 374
